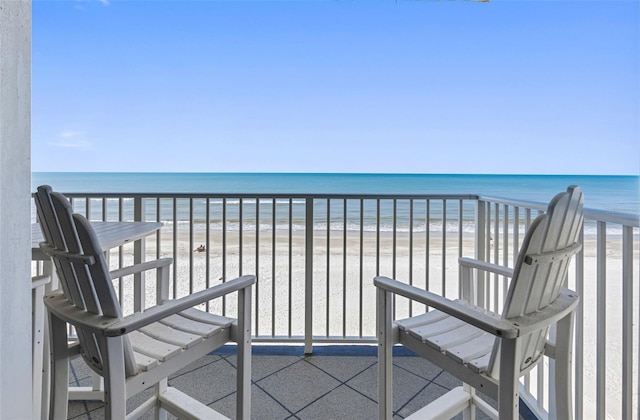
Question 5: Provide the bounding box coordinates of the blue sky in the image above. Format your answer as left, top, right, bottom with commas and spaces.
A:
32, 0, 639, 175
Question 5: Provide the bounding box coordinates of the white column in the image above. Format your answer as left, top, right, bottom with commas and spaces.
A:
0, 1, 32, 418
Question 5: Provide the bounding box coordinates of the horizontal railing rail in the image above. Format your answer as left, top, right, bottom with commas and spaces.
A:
32, 191, 639, 419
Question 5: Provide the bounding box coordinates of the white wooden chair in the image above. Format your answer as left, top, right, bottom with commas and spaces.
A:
375, 186, 583, 419
35, 185, 255, 420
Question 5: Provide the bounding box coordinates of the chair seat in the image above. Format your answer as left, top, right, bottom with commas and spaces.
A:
396, 305, 499, 375
129, 309, 234, 370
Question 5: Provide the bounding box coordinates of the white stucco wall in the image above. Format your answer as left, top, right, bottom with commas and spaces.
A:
0, 1, 32, 418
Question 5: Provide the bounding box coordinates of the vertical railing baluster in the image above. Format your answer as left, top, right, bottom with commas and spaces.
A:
493, 203, 499, 313
172, 198, 178, 299
458, 200, 463, 286
442, 199, 447, 298
239, 198, 244, 276
392, 199, 397, 319
485, 202, 492, 310
288, 199, 293, 338
475, 200, 486, 309
637, 226, 640, 420
516, 206, 530, 396
255, 198, 259, 336
342, 199, 347, 338
156, 198, 161, 260
531, 205, 544, 409
205, 198, 210, 312
376, 199, 381, 276
513, 207, 520, 267
117, 198, 124, 301
392, 199, 397, 280
133, 197, 145, 313
326, 199, 330, 338
272, 199, 277, 338
304, 197, 313, 354
189, 198, 194, 295
359, 199, 364, 337
622, 225, 633, 419
426, 199, 431, 305
575, 227, 584, 420
537, 344, 545, 409
596, 221, 607, 419
222, 198, 227, 313
503, 204, 509, 304
409, 199, 414, 316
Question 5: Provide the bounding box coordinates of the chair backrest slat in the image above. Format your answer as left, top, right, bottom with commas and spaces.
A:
35, 186, 85, 310
488, 186, 583, 375
49, 193, 102, 315
72, 214, 123, 318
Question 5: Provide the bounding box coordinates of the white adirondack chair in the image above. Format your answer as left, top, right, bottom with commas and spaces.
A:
375, 186, 583, 420
35, 185, 255, 420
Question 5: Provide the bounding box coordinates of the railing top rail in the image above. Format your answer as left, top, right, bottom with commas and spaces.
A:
32, 191, 639, 227
36, 192, 482, 201
477, 195, 548, 211
584, 209, 639, 227
479, 195, 640, 227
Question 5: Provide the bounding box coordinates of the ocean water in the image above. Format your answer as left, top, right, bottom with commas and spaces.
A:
32, 173, 639, 234
32, 172, 639, 211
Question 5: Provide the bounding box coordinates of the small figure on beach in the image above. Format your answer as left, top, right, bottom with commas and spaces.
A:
194, 244, 205, 252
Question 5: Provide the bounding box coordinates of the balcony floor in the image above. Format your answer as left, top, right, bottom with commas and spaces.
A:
66, 345, 497, 419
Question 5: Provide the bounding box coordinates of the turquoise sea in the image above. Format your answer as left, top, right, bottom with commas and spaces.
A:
32, 173, 638, 237
32, 172, 639, 214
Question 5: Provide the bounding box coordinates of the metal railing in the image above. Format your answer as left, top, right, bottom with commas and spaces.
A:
32, 191, 639, 419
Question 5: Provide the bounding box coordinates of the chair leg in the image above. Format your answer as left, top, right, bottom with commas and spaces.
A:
236, 286, 252, 420
498, 338, 521, 420
48, 314, 69, 420
102, 337, 128, 419
154, 378, 168, 420
377, 287, 394, 420
550, 312, 575, 420
462, 383, 476, 420
32, 282, 46, 420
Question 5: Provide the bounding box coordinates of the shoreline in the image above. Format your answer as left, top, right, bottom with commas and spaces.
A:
150, 227, 628, 259
162, 220, 636, 240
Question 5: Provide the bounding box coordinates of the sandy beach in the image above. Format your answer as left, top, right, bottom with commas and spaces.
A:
108, 225, 637, 419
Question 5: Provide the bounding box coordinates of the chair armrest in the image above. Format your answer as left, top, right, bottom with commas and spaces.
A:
44, 292, 123, 335
458, 257, 514, 278
374, 276, 518, 339
109, 258, 173, 279
32, 274, 51, 289
44, 275, 256, 337
110, 258, 173, 308
105, 275, 256, 336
